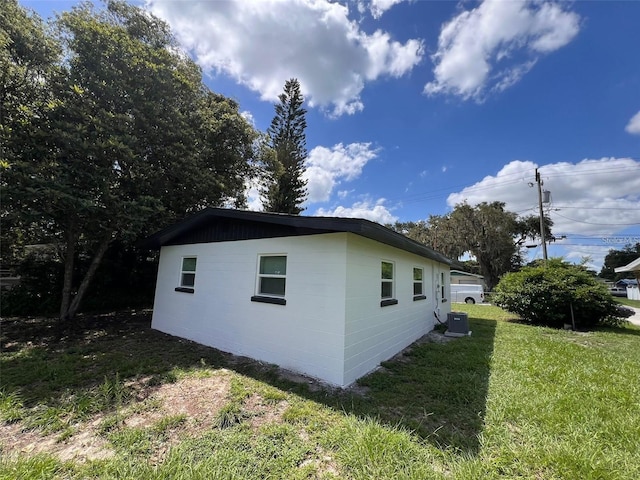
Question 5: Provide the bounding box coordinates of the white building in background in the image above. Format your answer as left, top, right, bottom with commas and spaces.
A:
615, 257, 640, 300
450, 269, 486, 289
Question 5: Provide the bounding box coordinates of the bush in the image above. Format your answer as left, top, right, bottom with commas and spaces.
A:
492, 259, 622, 328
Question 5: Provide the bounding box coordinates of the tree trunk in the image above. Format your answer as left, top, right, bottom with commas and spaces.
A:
59, 223, 78, 321
65, 233, 113, 321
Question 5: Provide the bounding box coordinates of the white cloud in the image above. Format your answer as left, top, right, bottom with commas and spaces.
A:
244, 178, 263, 212
447, 158, 640, 238
425, 0, 580, 100
243, 142, 378, 210
304, 142, 379, 203
240, 110, 255, 126
369, 0, 407, 19
625, 110, 640, 135
146, 0, 423, 117
315, 198, 398, 224
562, 245, 613, 274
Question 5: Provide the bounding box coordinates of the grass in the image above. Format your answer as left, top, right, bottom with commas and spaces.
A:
616, 297, 640, 309
1, 307, 640, 478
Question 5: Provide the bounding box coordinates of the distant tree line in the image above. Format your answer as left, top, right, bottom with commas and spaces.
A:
1, 0, 308, 322
599, 243, 640, 281
389, 201, 553, 290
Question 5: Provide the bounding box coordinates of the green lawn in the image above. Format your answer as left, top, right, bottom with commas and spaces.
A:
616, 297, 640, 309
2, 307, 640, 479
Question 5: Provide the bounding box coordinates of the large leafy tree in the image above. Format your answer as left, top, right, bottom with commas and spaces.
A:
1, 0, 61, 262
262, 78, 308, 214
2, 0, 257, 321
391, 202, 553, 290
599, 243, 640, 281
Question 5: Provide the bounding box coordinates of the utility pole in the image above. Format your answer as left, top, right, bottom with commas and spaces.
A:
535, 168, 548, 262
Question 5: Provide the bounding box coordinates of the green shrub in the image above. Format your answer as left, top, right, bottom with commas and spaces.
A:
492, 259, 622, 328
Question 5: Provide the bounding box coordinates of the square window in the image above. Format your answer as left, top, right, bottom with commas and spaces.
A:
260, 277, 286, 296
257, 255, 287, 297
260, 255, 287, 275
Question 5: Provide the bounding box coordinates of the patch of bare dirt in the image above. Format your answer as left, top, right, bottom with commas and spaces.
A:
0, 421, 114, 462
299, 446, 342, 477
125, 372, 231, 432
421, 330, 455, 344
244, 393, 289, 430
384, 331, 453, 367
0, 372, 234, 463
1, 369, 316, 464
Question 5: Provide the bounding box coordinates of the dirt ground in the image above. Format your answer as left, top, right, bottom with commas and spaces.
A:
0, 370, 291, 464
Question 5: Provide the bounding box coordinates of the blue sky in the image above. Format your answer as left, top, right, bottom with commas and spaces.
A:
21, 0, 640, 270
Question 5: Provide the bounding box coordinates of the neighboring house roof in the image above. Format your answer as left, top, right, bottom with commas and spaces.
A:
141, 208, 453, 265
615, 278, 638, 286
614, 257, 640, 273
450, 269, 484, 279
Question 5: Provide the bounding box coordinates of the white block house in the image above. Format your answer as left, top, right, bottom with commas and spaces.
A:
142, 208, 453, 387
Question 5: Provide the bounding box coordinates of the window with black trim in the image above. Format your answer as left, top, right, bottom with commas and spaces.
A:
381, 261, 397, 306
413, 267, 426, 300
252, 255, 287, 305
176, 257, 196, 293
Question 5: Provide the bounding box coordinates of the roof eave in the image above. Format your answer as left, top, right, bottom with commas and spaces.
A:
139, 208, 453, 265
614, 256, 640, 273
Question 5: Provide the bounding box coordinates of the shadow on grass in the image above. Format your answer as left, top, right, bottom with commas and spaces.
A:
0, 312, 496, 455
345, 318, 497, 454
0, 312, 228, 407
596, 323, 640, 337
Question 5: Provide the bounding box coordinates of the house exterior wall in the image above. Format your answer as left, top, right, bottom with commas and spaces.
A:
151, 231, 451, 387
342, 235, 451, 385
151, 233, 348, 385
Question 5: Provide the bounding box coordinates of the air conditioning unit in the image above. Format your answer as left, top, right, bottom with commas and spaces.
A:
445, 312, 471, 337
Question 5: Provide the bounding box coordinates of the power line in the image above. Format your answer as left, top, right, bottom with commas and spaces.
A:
551, 210, 640, 226
385, 161, 640, 206
552, 205, 639, 210
540, 166, 640, 178
395, 178, 527, 205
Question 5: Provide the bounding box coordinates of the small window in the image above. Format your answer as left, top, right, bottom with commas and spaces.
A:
176, 257, 197, 293
180, 257, 197, 288
413, 267, 426, 300
381, 261, 394, 299
441, 272, 446, 301
380, 261, 397, 306
257, 255, 287, 297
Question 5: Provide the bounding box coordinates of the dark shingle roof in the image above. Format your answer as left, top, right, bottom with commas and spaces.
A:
140, 208, 452, 265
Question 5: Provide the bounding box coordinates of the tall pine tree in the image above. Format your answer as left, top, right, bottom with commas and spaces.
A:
263, 78, 308, 214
